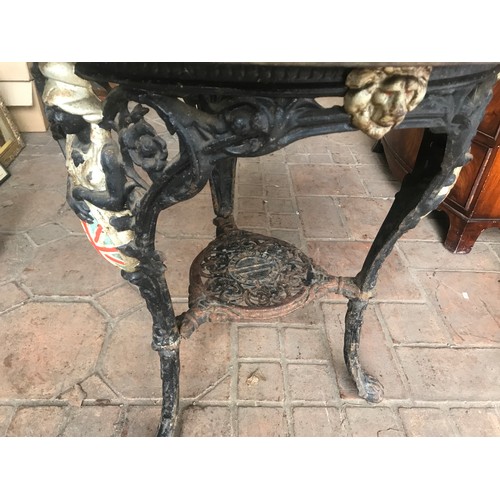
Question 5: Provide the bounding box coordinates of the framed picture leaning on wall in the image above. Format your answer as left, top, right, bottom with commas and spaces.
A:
0, 92, 24, 183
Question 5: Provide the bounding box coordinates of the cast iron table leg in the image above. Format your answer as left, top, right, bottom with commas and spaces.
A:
122, 262, 181, 437
343, 75, 497, 401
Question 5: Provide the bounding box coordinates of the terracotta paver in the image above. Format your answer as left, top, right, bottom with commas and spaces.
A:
101, 308, 161, 399
61, 406, 122, 437
290, 165, 366, 196
237, 166, 263, 185
159, 236, 212, 299
122, 406, 161, 437
283, 327, 330, 360
0, 302, 106, 399
308, 241, 422, 301
7, 406, 67, 437
238, 196, 267, 213
0, 406, 15, 436
56, 203, 89, 234
293, 407, 346, 436
337, 197, 394, 241
297, 196, 348, 238
0, 188, 66, 232
416, 271, 500, 346
269, 213, 301, 230
180, 322, 231, 399
279, 301, 324, 327
8, 155, 67, 192
156, 193, 216, 238
0, 282, 29, 312
266, 198, 295, 214
0, 233, 35, 282
27, 222, 68, 246
238, 326, 280, 359
399, 240, 499, 271
378, 303, 452, 345
80, 374, 119, 403
396, 347, 500, 400
237, 183, 264, 197
264, 182, 292, 199
270, 229, 303, 249
345, 407, 405, 437
399, 408, 456, 437
238, 362, 284, 402
95, 284, 143, 318
237, 407, 288, 437
235, 211, 268, 229
490, 245, 500, 262
287, 364, 338, 402
22, 235, 124, 296
449, 408, 500, 437
196, 376, 231, 402
180, 406, 232, 436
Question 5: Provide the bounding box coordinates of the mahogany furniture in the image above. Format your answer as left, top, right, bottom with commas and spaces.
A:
381, 80, 500, 253
33, 63, 500, 436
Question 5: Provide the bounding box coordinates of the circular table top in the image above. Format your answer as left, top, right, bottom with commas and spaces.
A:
73, 62, 499, 97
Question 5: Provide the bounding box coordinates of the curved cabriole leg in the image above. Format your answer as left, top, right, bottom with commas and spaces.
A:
122, 260, 180, 437
344, 298, 384, 403
123, 163, 214, 436
344, 129, 447, 402
344, 76, 497, 402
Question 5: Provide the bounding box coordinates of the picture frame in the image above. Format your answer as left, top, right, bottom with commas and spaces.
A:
0, 92, 24, 168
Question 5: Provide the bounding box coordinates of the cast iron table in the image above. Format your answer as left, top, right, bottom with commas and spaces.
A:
34, 62, 500, 436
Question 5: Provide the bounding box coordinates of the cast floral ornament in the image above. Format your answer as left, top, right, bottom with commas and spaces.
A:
344, 66, 432, 140
120, 104, 168, 178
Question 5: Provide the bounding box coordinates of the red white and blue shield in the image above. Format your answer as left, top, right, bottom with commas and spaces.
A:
81, 219, 130, 270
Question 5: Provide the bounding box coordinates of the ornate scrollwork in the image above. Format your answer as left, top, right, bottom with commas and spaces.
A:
194, 230, 314, 308
205, 97, 346, 157
344, 66, 432, 139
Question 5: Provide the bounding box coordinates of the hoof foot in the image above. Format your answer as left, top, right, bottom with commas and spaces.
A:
356, 372, 384, 403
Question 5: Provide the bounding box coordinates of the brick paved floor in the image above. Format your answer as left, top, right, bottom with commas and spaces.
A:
1, 123, 499, 437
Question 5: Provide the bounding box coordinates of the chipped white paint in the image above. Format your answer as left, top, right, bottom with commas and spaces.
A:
420, 166, 463, 219
65, 128, 139, 272
344, 66, 432, 140
39, 62, 103, 123
437, 166, 463, 198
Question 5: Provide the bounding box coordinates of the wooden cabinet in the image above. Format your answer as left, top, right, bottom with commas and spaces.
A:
381, 80, 500, 253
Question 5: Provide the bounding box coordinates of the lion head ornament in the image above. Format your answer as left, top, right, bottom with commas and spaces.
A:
344, 66, 432, 140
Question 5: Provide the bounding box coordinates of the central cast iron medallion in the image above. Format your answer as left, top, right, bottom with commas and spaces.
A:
176, 217, 348, 338
197, 229, 314, 308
